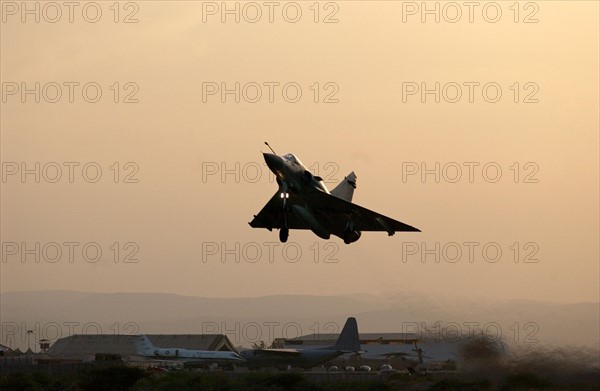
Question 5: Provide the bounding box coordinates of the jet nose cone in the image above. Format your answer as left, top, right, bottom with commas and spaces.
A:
239, 351, 252, 360
263, 153, 282, 171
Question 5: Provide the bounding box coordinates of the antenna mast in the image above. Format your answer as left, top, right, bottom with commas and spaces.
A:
264, 142, 276, 154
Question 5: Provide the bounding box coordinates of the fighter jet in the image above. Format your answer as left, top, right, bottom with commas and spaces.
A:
135, 335, 245, 366
249, 143, 420, 244
240, 317, 361, 369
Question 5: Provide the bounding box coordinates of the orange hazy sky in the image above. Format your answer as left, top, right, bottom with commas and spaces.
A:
1, 1, 598, 303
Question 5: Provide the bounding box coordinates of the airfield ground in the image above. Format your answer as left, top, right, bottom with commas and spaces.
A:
1, 364, 599, 390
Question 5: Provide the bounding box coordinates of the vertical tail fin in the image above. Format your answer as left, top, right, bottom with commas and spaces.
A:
136, 335, 156, 356
331, 317, 360, 351
330, 172, 357, 202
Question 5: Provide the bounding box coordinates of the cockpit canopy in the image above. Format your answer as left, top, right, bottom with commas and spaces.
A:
282, 153, 304, 167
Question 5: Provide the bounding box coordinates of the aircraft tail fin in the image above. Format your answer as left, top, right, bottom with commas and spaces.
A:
330, 317, 360, 352
136, 335, 156, 356
330, 172, 357, 202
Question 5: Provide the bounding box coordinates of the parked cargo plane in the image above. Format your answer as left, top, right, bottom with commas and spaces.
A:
136, 335, 245, 365
249, 143, 420, 243
240, 317, 361, 369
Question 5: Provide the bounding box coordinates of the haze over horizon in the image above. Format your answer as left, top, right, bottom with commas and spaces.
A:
3, 289, 599, 352
2, 2, 599, 310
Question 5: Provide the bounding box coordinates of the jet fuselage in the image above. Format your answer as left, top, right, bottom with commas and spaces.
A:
136, 335, 245, 364
240, 349, 343, 369
263, 153, 328, 195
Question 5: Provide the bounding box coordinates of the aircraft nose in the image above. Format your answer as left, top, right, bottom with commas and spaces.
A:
238, 351, 250, 360
263, 153, 282, 171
